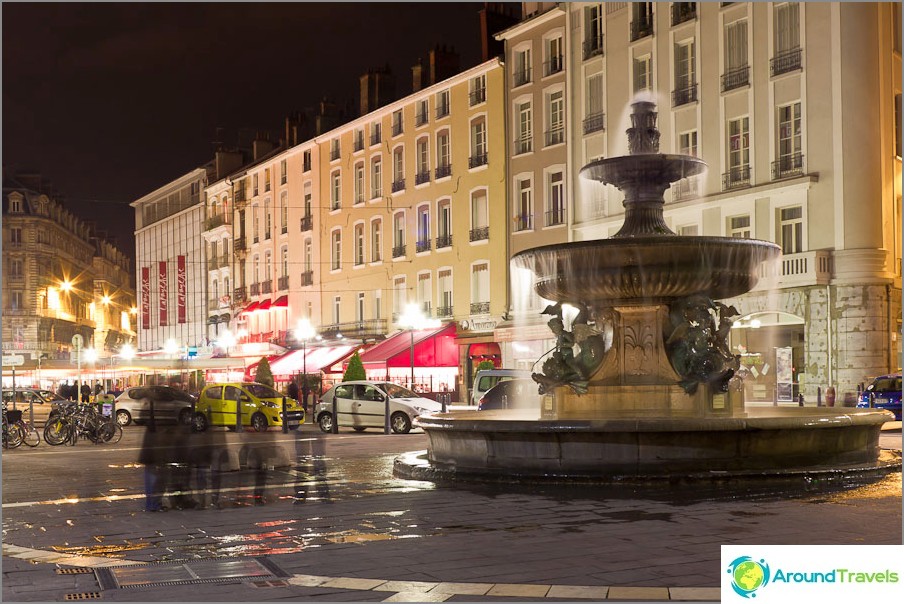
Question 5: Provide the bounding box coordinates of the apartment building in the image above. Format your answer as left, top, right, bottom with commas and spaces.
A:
2, 173, 135, 372
559, 1, 902, 400
316, 58, 508, 392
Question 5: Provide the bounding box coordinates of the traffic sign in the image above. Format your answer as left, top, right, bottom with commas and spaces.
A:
71, 334, 84, 349
2, 354, 25, 366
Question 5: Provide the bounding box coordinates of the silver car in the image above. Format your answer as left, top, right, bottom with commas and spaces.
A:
315, 381, 443, 434
114, 386, 195, 427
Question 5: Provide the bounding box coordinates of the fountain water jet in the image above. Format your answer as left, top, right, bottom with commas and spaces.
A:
398, 101, 897, 482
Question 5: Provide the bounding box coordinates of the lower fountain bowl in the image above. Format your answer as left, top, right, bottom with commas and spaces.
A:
396, 407, 899, 483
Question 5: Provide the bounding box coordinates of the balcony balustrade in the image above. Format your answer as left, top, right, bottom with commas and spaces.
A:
469, 226, 489, 242
436, 305, 453, 318
415, 111, 428, 126
278, 275, 290, 291
722, 165, 751, 191
469, 88, 486, 106
416, 239, 432, 253
261, 279, 273, 294
544, 55, 563, 77
415, 170, 430, 185
392, 244, 407, 259
370, 132, 381, 146
300, 270, 314, 287
755, 250, 833, 289
353, 135, 364, 152
721, 65, 749, 92
546, 207, 566, 227
435, 164, 452, 179
391, 178, 406, 193
771, 47, 802, 77
233, 286, 248, 304
630, 19, 654, 41
468, 153, 488, 168
671, 83, 698, 107
205, 214, 228, 231
583, 34, 604, 60
582, 112, 605, 135
545, 127, 565, 147
250, 282, 261, 296
300, 214, 313, 231
671, 2, 697, 26
772, 153, 804, 180
435, 103, 450, 119
671, 177, 699, 202
392, 122, 403, 137
514, 214, 533, 232
319, 319, 388, 340
435, 234, 452, 249
330, 148, 340, 161
513, 67, 531, 87
470, 301, 490, 315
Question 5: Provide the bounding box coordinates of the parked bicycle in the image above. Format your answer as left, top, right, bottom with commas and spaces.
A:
44, 401, 122, 446
2, 403, 41, 449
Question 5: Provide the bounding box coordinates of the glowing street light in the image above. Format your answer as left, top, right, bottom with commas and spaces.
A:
397, 303, 441, 389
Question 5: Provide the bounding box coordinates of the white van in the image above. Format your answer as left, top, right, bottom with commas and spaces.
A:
470, 369, 532, 406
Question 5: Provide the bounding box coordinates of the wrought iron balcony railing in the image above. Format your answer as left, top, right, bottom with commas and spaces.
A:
721, 65, 749, 92
320, 319, 388, 340
671, 83, 698, 107
513, 67, 531, 87
205, 214, 228, 231
436, 305, 453, 318
392, 122, 403, 137
261, 279, 273, 294
545, 127, 565, 147
416, 239, 431, 253
415, 170, 430, 185
583, 112, 605, 135
671, 2, 697, 26
435, 103, 450, 119
469, 88, 486, 106
392, 244, 406, 259
470, 301, 490, 315
353, 136, 364, 152
415, 111, 428, 127
300, 270, 314, 287
514, 214, 533, 232
370, 132, 381, 146
771, 47, 802, 77
233, 286, 248, 304
546, 207, 566, 227
514, 137, 533, 155
630, 19, 654, 41
722, 165, 751, 191
435, 234, 452, 249
278, 275, 289, 291
772, 153, 804, 180
300, 215, 313, 231
469, 153, 488, 168
583, 34, 604, 60
435, 164, 452, 179
469, 226, 489, 242
330, 148, 340, 161
234, 236, 247, 253
250, 282, 261, 296
391, 178, 406, 193
544, 55, 563, 77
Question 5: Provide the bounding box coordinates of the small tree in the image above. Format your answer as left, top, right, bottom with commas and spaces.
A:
343, 351, 366, 382
256, 356, 274, 388
476, 360, 496, 372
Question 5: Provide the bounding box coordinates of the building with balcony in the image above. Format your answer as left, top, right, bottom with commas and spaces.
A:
2, 172, 136, 377
558, 1, 901, 401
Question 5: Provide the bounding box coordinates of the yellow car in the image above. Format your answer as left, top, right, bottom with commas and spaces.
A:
195, 382, 304, 432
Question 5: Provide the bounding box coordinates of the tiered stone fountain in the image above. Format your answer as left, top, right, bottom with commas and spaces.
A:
399, 101, 896, 481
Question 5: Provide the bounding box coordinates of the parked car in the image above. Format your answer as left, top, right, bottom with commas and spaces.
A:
477, 378, 544, 411
2, 388, 66, 406
470, 368, 532, 406
856, 374, 902, 421
114, 386, 196, 427
195, 382, 304, 432
316, 381, 443, 434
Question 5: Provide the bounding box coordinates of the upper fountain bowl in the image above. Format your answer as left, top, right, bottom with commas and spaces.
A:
511, 236, 781, 306
580, 154, 707, 192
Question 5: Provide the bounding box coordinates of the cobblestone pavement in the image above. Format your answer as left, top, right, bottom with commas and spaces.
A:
2, 424, 901, 602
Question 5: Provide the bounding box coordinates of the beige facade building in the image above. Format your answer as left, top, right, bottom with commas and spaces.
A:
2, 173, 136, 382
558, 1, 901, 400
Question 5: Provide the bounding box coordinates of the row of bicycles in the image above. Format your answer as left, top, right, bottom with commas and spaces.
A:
2, 401, 123, 449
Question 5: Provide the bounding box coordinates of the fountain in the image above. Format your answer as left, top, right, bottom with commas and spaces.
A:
398, 100, 897, 481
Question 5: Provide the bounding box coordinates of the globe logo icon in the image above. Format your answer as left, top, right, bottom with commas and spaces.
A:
727, 556, 770, 598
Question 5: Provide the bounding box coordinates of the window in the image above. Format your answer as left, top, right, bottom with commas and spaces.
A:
10, 227, 22, 246
633, 54, 652, 94
514, 47, 532, 86
544, 35, 563, 76
371, 219, 383, 262
253, 174, 259, 196
469, 74, 486, 105
10, 291, 23, 311
631, 2, 654, 40
470, 190, 489, 241
393, 211, 406, 257
393, 277, 407, 320
280, 192, 288, 234
304, 239, 313, 273
264, 251, 272, 283
331, 171, 341, 210
437, 269, 453, 317
392, 147, 405, 191
416, 138, 430, 184
280, 160, 287, 184
331, 230, 342, 271
546, 171, 565, 226
252, 205, 260, 242
437, 200, 452, 248
416, 205, 431, 252
772, 3, 801, 75
371, 121, 382, 146
678, 224, 699, 236
264, 168, 271, 192
333, 296, 341, 325
516, 101, 533, 154
357, 292, 366, 323
436, 131, 451, 178
470, 118, 487, 167
264, 199, 272, 239
546, 91, 564, 146
303, 150, 312, 172
774, 102, 803, 178
436, 89, 450, 119
780, 206, 803, 254
673, 39, 696, 106
724, 116, 750, 189
9, 258, 23, 277
392, 109, 403, 136
672, 2, 697, 26
373, 290, 382, 321
584, 4, 604, 59
304, 182, 312, 217
354, 128, 365, 152
679, 130, 698, 156
371, 156, 383, 198
416, 99, 429, 126
515, 177, 533, 232
9, 196, 22, 213
354, 162, 365, 204
330, 138, 341, 161
354, 223, 365, 266
723, 20, 749, 91
584, 73, 605, 134
253, 255, 260, 287
470, 262, 490, 314
417, 272, 432, 314
729, 215, 751, 238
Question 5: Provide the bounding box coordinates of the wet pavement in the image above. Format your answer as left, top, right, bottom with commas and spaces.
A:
2, 423, 901, 602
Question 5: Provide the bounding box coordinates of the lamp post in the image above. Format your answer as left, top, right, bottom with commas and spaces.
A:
397, 303, 441, 391
295, 318, 316, 413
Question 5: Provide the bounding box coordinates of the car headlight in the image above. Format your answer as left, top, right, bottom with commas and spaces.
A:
261, 401, 278, 408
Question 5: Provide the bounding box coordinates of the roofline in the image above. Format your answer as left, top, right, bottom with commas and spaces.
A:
130, 167, 209, 207
494, 4, 565, 41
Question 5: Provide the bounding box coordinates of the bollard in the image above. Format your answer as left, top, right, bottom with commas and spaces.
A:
441, 393, 447, 413
235, 391, 243, 432
384, 395, 391, 435
798, 393, 804, 407
816, 387, 822, 407
331, 395, 338, 434
282, 397, 288, 434
826, 386, 836, 407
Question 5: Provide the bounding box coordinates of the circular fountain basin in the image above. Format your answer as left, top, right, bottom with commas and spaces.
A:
398, 408, 899, 483
511, 236, 780, 305
580, 153, 707, 187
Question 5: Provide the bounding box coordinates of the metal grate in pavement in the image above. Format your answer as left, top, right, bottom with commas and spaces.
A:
57, 567, 94, 575
94, 557, 289, 590
249, 580, 289, 588
63, 593, 101, 600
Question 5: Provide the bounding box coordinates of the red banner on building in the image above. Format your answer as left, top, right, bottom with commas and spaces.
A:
177, 255, 187, 324
141, 267, 150, 330
158, 261, 168, 327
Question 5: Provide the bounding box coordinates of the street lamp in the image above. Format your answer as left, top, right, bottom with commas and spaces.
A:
116, 344, 135, 391
295, 318, 316, 407
397, 303, 441, 390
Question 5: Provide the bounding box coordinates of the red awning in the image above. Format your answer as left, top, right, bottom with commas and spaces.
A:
268, 345, 358, 378
468, 342, 501, 358
359, 323, 457, 370
241, 301, 260, 314
256, 299, 272, 312
272, 295, 288, 308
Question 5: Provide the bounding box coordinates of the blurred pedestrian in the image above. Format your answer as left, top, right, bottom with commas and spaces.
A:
80, 383, 91, 403
287, 377, 299, 403
138, 400, 195, 511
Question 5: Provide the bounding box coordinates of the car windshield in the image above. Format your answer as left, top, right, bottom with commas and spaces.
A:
37, 390, 65, 402
380, 383, 418, 399
245, 384, 281, 399
869, 377, 902, 392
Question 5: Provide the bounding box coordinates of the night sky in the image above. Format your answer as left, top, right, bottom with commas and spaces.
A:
2, 2, 483, 256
